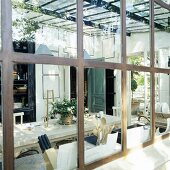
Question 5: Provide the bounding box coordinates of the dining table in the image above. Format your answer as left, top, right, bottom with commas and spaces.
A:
0, 114, 121, 157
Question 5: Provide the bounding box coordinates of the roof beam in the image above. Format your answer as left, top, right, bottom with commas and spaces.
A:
84, 0, 165, 31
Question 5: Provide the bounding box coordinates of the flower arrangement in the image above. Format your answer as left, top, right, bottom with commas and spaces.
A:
50, 98, 77, 124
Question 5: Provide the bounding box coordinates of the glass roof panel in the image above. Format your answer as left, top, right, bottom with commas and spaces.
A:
126, 0, 150, 17
155, 13, 170, 20
41, 1, 75, 11
12, 0, 170, 36
27, 0, 52, 6
41, 18, 65, 25
30, 14, 54, 22
154, 7, 169, 15
161, 0, 170, 4
95, 18, 120, 26
83, 7, 108, 17
126, 0, 149, 6
135, 11, 149, 17
56, 20, 74, 27
154, 4, 170, 28
85, 12, 118, 21
25, 11, 42, 19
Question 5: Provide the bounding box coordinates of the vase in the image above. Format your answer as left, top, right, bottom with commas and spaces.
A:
61, 114, 73, 125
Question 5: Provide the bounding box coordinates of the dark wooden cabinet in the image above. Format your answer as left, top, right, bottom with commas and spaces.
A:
13, 41, 36, 122
13, 64, 36, 122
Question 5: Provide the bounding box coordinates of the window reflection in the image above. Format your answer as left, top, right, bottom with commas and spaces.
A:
154, 3, 170, 68
12, 0, 77, 58
84, 68, 122, 164
0, 64, 2, 169
127, 71, 151, 148
14, 64, 78, 170
126, 0, 150, 67
155, 73, 170, 136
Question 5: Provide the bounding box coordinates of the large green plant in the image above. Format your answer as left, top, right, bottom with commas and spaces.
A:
131, 71, 138, 100
13, 17, 40, 41
12, 0, 40, 41
50, 98, 77, 118
50, 98, 77, 124
129, 55, 144, 100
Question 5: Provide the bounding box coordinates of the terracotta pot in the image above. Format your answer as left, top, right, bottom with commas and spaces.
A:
62, 114, 73, 125
131, 101, 140, 115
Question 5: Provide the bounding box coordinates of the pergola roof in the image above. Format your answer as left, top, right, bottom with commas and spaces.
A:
13, 0, 170, 36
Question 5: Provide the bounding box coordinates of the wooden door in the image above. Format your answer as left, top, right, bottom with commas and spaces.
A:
87, 68, 105, 113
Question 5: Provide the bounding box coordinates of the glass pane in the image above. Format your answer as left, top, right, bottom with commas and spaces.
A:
0, 0, 1, 50
12, 0, 77, 58
161, 0, 170, 4
127, 70, 151, 148
83, 1, 121, 63
14, 64, 78, 170
155, 73, 170, 136
126, 0, 150, 66
84, 68, 122, 164
0, 64, 3, 169
154, 3, 170, 68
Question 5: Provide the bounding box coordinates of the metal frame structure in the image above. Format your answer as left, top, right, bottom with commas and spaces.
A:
1, 0, 170, 169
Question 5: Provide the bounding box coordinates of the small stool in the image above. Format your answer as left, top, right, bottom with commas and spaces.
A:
13, 112, 24, 125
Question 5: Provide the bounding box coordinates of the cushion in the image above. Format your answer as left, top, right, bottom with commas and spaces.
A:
161, 103, 169, 113
57, 141, 77, 170
106, 132, 118, 147
85, 135, 97, 145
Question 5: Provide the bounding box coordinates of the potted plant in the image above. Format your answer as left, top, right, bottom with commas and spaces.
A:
12, 15, 40, 53
12, 0, 40, 53
131, 71, 138, 101
131, 71, 139, 114
50, 98, 77, 125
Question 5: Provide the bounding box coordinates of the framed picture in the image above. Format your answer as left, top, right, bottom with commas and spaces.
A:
42, 74, 60, 99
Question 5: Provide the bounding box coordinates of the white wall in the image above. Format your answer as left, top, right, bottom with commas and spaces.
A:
35, 26, 74, 121
35, 64, 70, 121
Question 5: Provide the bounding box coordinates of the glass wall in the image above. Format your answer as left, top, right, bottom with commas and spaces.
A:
126, 0, 150, 66
0, 0, 169, 169
127, 70, 151, 148
161, 0, 170, 4
83, 1, 121, 62
154, 3, 170, 68
155, 73, 170, 136
0, 0, 1, 50
12, 0, 77, 58
84, 68, 122, 164
14, 64, 78, 170
154, 2, 170, 137
0, 64, 2, 169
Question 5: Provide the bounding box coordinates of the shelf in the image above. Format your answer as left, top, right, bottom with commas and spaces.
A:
14, 93, 27, 96
14, 107, 34, 113
14, 79, 28, 84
